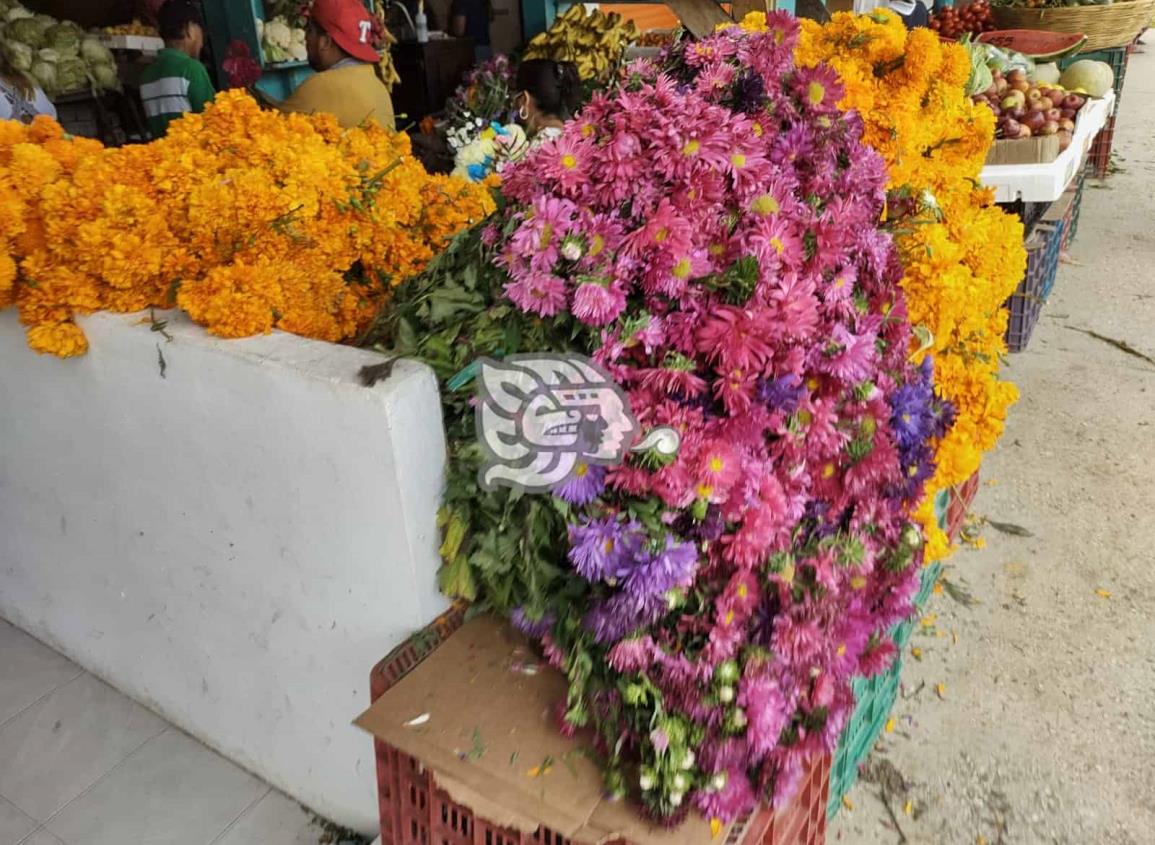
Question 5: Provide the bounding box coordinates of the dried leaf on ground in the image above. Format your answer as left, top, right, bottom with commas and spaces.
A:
986, 519, 1034, 537
941, 577, 979, 607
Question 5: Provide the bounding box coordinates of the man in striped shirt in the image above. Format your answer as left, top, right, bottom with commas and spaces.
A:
139, 1, 215, 138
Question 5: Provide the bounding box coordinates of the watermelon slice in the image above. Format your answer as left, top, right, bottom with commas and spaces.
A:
976, 30, 1088, 62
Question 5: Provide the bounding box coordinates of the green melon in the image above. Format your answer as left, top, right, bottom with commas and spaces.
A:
1059, 60, 1116, 98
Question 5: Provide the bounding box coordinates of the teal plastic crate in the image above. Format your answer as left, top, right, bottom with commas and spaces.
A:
826, 556, 942, 819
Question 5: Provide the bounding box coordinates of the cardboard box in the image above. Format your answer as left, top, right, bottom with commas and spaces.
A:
984, 133, 1061, 166
355, 615, 732, 845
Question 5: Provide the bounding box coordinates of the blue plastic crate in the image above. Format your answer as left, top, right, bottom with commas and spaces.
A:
1005, 213, 1066, 352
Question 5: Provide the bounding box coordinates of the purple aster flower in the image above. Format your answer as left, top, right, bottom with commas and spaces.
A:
622, 536, 699, 605
583, 591, 666, 644
510, 607, 555, 638
730, 69, 767, 114
568, 517, 642, 582
552, 462, 607, 505
890, 382, 932, 452
693, 505, 725, 543
756, 374, 804, 412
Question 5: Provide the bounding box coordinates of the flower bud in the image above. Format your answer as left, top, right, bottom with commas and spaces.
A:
669, 791, 684, 808
718, 685, 735, 704
715, 660, 740, 684
639, 771, 655, 791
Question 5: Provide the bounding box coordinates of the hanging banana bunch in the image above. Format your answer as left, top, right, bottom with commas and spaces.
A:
522, 5, 639, 83
371, 0, 402, 91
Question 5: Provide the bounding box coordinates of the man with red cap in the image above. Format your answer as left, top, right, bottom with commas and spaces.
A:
278, 0, 395, 129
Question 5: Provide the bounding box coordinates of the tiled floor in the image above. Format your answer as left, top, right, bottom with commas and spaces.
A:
0, 617, 341, 845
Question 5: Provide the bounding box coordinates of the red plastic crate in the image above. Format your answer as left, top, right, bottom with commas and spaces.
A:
369, 606, 829, 845
1061, 171, 1085, 250
946, 471, 981, 543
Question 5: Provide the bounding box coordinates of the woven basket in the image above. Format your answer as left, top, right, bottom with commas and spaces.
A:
992, 0, 1155, 50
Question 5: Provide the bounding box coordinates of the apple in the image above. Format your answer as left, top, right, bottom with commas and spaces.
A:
1017, 125, 1032, 139
1002, 117, 1022, 138
996, 78, 1009, 94
1002, 94, 1024, 110
1028, 100, 1047, 114
1011, 79, 1031, 93
1062, 94, 1085, 110
1024, 111, 1047, 132
1027, 88, 1043, 102
1007, 68, 1028, 85
1045, 108, 1062, 122
1060, 108, 1076, 120
1039, 120, 1059, 136
1058, 118, 1076, 132
1011, 106, 1027, 120
1038, 96, 1054, 110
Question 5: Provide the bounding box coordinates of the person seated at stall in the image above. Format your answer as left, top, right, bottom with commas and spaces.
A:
450, 0, 492, 61
0, 49, 56, 123
513, 58, 581, 146
277, 0, 395, 130
139, 0, 215, 138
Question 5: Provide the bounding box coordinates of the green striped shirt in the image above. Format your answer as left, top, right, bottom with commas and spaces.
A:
139, 48, 215, 138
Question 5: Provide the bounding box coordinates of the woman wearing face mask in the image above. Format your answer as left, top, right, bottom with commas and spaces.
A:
512, 58, 581, 146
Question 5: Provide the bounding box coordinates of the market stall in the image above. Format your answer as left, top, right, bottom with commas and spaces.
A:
1, 2, 1147, 841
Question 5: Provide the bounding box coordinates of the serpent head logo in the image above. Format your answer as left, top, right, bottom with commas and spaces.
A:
475, 355, 677, 493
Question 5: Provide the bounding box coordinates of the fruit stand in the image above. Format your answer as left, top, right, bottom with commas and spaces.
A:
980, 88, 1112, 202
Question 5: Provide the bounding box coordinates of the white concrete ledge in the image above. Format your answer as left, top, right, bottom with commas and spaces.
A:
0, 310, 449, 834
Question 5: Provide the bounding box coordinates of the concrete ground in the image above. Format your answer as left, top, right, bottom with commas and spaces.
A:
0, 619, 364, 845
829, 44, 1155, 845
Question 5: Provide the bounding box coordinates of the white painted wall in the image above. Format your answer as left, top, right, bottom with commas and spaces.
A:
0, 310, 449, 835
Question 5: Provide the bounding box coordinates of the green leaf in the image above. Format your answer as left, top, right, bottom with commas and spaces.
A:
438, 554, 477, 600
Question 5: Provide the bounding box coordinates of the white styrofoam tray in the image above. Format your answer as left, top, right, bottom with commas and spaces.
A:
100, 34, 166, 53
980, 90, 1115, 204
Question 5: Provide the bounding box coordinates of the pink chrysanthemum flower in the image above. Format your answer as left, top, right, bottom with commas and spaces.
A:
540, 134, 591, 196
572, 278, 627, 326
607, 636, 657, 672
504, 271, 568, 316
693, 767, 757, 823
791, 65, 844, 115
858, 638, 898, 677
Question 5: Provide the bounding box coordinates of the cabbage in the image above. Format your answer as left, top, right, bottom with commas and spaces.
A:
56, 57, 88, 92
37, 47, 59, 63
967, 62, 992, 97
46, 22, 81, 54
91, 62, 120, 90
7, 15, 48, 47
964, 39, 993, 96
30, 58, 57, 94
80, 37, 114, 66
2, 39, 32, 71
5, 5, 32, 23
